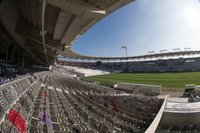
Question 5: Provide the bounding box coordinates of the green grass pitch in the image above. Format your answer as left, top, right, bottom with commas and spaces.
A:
83, 72, 200, 91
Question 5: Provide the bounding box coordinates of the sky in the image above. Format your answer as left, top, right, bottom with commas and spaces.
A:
72, 0, 200, 57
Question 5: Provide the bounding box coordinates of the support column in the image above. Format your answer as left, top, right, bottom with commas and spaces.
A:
11, 43, 15, 63
6, 41, 11, 64
22, 48, 25, 68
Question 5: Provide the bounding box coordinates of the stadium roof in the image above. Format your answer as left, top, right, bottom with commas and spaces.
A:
0, 0, 134, 63
60, 50, 200, 61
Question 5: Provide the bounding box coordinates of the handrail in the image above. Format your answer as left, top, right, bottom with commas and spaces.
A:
145, 95, 169, 133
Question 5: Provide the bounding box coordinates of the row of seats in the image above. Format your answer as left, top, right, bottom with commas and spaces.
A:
47, 74, 164, 133
27, 75, 94, 133
0, 58, 49, 85
62, 66, 111, 77
52, 76, 122, 133
0, 76, 43, 133
50, 76, 93, 133
0, 71, 164, 133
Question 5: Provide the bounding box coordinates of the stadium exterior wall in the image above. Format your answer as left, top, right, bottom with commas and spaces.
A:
123, 57, 200, 72
160, 111, 200, 125
57, 57, 200, 72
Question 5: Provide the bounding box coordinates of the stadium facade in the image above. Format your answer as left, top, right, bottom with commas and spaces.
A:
57, 51, 200, 72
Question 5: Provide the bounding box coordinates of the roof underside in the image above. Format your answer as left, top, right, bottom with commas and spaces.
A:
0, 0, 134, 63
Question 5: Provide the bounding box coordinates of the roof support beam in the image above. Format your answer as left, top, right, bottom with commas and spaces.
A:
30, 0, 39, 27
53, 10, 75, 40
52, 0, 106, 41
25, 36, 62, 50
42, 0, 106, 18
26, 39, 56, 55
60, 16, 93, 44
16, 19, 62, 50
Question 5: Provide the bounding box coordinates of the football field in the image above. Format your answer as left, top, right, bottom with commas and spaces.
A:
83, 72, 200, 91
